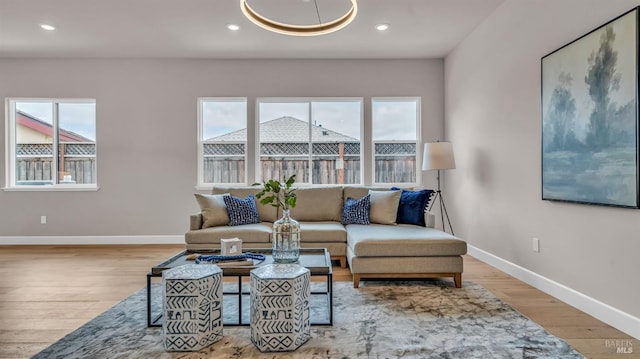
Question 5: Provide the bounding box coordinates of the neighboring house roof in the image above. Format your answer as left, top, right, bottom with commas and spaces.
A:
17, 111, 93, 142
208, 116, 358, 143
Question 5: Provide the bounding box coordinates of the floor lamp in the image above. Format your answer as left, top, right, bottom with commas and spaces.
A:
422, 142, 456, 235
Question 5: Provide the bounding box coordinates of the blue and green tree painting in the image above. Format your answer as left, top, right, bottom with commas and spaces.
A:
542, 10, 637, 207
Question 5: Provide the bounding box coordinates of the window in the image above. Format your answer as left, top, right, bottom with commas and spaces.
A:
196, 96, 420, 187
198, 98, 247, 186
372, 98, 421, 184
257, 98, 362, 184
5, 98, 97, 190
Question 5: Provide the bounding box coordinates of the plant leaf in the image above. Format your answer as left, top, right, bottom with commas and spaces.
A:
285, 174, 296, 188
253, 175, 297, 209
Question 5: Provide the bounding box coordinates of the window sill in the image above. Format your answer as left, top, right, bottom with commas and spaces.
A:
195, 185, 214, 191
195, 183, 249, 191
2, 185, 100, 192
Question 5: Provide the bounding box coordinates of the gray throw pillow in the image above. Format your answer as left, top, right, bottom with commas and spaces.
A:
368, 190, 401, 225
194, 193, 230, 228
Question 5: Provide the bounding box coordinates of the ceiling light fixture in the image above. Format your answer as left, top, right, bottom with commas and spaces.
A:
375, 24, 389, 31
40, 24, 56, 31
227, 24, 240, 31
240, 0, 358, 37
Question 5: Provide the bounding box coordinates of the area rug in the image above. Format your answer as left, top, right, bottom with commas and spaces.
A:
33, 280, 584, 358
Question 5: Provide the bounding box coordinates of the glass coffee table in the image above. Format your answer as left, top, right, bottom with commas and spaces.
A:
146, 248, 333, 327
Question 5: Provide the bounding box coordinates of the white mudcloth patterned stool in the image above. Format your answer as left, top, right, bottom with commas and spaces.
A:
162, 264, 223, 352
250, 264, 311, 352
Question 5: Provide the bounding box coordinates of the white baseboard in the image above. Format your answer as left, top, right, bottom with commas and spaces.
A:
0, 235, 184, 245
467, 245, 640, 340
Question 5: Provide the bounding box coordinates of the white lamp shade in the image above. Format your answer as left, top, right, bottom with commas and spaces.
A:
422, 142, 456, 170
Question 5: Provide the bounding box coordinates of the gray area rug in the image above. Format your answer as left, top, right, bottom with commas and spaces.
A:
33, 280, 584, 358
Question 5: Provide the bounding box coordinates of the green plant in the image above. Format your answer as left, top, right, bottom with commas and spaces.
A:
252, 174, 297, 210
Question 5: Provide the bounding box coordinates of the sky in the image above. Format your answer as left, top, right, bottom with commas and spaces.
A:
15, 101, 96, 141
16, 99, 418, 144
202, 99, 418, 141
372, 100, 417, 141
259, 101, 362, 139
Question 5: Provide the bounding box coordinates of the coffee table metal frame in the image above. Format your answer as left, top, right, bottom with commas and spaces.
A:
146, 248, 333, 327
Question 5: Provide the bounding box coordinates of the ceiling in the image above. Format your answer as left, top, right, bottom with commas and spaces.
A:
0, 0, 505, 59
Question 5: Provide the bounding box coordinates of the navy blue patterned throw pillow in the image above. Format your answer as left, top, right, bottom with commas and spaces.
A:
391, 187, 434, 227
341, 194, 371, 225
223, 194, 261, 226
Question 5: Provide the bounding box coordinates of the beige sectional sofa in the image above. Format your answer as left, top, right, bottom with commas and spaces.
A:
185, 185, 467, 288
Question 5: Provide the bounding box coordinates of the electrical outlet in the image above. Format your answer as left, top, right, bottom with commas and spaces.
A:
532, 237, 540, 253
40, 215, 47, 225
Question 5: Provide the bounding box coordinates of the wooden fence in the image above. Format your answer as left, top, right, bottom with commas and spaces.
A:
204, 155, 415, 184
18, 156, 414, 185
203, 158, 246, 184
374, 156, 416, 183
16, 157, 96, 184
15, 143, 96, 185
260, 157, 361, 184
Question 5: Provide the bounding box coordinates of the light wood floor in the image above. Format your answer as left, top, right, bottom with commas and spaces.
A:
0, 245, 636, 358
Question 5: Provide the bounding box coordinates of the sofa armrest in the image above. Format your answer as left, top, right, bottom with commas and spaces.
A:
424, 211, 435, 228
190, 213, 203, 230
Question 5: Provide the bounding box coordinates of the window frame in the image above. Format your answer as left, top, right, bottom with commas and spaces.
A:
197, 97, 248, 189
195, 96, 423, 188
371, 97, 422, 187
4, 98, 98, 191
255, 97, 364, 186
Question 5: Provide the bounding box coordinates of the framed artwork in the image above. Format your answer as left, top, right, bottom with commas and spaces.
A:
541, 7, 639, 208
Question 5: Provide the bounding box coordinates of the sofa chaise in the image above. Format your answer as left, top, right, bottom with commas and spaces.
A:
185, 185, 467, 288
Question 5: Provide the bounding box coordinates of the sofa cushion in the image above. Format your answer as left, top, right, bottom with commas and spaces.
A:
346, 224, 467, 257
289, 187, 343, 222
212, 186, 278, 222
185, 222, 273, 244
194, 193, 230, 228
299, 221, 347, 243
190, 213, 203, 231
392, 187, 434, 227
368, 190, 401, 225
223, 194, 261, 226
347, 249, 463, 274
341, 195, 371, 225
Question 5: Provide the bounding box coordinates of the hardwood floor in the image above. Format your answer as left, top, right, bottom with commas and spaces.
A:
0, 245, 636, 358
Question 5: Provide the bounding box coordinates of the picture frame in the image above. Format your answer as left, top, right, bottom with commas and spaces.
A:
541, 7, 639, 208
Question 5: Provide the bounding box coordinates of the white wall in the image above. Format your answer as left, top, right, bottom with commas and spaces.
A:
445, 0, 640, 330
0, 59, 444, 237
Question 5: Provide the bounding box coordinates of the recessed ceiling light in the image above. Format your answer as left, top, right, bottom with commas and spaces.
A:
227, 24, 240, 31
375, 24, 389, 31
40, 24, 56, 31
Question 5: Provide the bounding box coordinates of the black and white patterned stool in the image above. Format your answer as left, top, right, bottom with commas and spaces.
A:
250, 264, 311, 352
162, 264, 223, 351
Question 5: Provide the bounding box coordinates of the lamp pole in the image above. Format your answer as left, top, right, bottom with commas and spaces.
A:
428, 169, 454, 236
